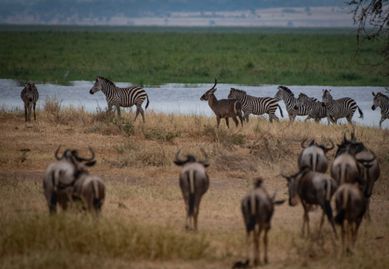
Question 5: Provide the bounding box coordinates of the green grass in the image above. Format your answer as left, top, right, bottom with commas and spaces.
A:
0, 26, 387, 85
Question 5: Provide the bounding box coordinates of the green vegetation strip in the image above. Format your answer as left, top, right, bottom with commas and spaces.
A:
0, 26, 387, 86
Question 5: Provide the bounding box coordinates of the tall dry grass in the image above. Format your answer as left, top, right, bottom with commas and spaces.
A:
0, 102, 388, 269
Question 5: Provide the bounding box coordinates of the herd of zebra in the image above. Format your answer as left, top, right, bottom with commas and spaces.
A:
21, 77, 389, 128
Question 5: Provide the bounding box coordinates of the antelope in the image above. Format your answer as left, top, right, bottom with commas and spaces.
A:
282, 167, 338, 237
334, 183, 367, 254
174, 149, 210, 231
200, 79, 244, 128
241, 178, 284, 266
298, 138, 334, 173
42, 146, 95, 214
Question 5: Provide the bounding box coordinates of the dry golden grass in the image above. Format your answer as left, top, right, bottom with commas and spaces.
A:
0, 103, 388, 269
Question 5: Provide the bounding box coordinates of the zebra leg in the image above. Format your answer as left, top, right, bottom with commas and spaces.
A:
379, 117, 385, 128
116, 105, 121, 117
135, 105, 145, 122
346, 114, 353, 124
107, 104, 113, 115
33, 102, 37, 120
24, 103, 28, 122
244, 113, 250, 122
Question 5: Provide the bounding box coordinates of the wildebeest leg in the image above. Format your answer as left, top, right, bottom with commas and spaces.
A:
49, 191, 57, 214
301, 202, 310, 237
216, 116, 221, 128
225, 117, 230, 128
246, 231, 252, 265
27, 103, 32, 121
33, 102, 37, 120
341, 222, 346, 253
364, 199, 371, 221
232, 116, 239, 127
253, 228, 260, 266
263, 228, 269, 264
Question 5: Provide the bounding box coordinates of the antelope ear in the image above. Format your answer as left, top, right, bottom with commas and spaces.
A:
372, 92, 376, 96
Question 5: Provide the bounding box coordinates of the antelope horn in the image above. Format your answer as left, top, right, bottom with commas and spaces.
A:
55, 145, 62, 160
210, 79, 217, 90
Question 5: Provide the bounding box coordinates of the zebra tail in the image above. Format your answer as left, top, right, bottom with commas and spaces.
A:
145, 95, 150, 110
357, 106, 363, 119
277, 104, 284, 118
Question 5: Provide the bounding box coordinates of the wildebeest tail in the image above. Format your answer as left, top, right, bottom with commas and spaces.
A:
186, 170, 196, 216
242, 196, 256, 232
92, 180, 103, 210
335, 189, 349, 224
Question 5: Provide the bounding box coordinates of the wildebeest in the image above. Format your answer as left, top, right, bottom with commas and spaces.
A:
241, 178, 284, 266
298, 138, 334, 173
282, 167, 338, 237
42, 146, 96, 214
335, 133, 380, 220
20, 82, 39, 122
72, 167, 105, 215
334, 183, 367, 254
174, 149, 210, 231
200, 79, 244, 128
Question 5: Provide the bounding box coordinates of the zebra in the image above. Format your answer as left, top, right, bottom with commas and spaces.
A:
322, 89, 363, 124
371, 91, 389, 128
20, 82, 39, 122
274, 86, 308, 121
89, 76, 150, 122
296, 93, 327, 123
228, 88, 283, 123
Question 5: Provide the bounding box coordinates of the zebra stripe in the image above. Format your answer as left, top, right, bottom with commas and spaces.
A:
372, 91, 389, 128
297, 93, 327, 123
89, 76, 149, 122
20, 82, 39, 122
274, 86, 308, 121
322, 89, 363, 124
228, 88, 283, 123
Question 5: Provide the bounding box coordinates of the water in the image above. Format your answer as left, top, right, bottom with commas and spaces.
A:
0, 79, 387, 128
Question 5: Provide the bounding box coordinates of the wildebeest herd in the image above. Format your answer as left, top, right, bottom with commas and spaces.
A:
18, 77, 385, 267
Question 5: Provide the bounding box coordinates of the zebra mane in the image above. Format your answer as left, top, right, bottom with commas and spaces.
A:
231, 88, 247, 95
279, 86, 294, 96
377, 92, 389, 100
97, 76, 116, 87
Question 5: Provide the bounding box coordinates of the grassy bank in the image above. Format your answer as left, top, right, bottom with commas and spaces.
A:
0, 26, 387, 86
0, 102, 388, 268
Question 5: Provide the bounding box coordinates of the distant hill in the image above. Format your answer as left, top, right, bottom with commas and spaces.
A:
0, 0, 348, 25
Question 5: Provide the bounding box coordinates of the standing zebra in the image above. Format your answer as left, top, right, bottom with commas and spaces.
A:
296, 93, 327, 123
20, 82, 39, 122
228, 88, 283, 123
322, 89, 363, 124
372, 91, 389, 128
89, 76, 150, 122
274, 86, 308, 121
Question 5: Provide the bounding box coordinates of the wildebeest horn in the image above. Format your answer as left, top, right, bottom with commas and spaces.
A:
174, 149, 188, 166
350, 131, 357, 142
300, 138, 312, 148
55, 145, 62, 160
74, 146, 95, 162
199, 148, 209, 167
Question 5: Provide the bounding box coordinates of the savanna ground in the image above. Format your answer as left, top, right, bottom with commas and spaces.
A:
0, 25, 388, 86
0, 102, 388, 269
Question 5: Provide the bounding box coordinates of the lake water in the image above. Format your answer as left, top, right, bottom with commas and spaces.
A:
0, 79, 387, 128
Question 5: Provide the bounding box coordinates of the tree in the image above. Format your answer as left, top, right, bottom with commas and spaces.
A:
348, 1, 389, 73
